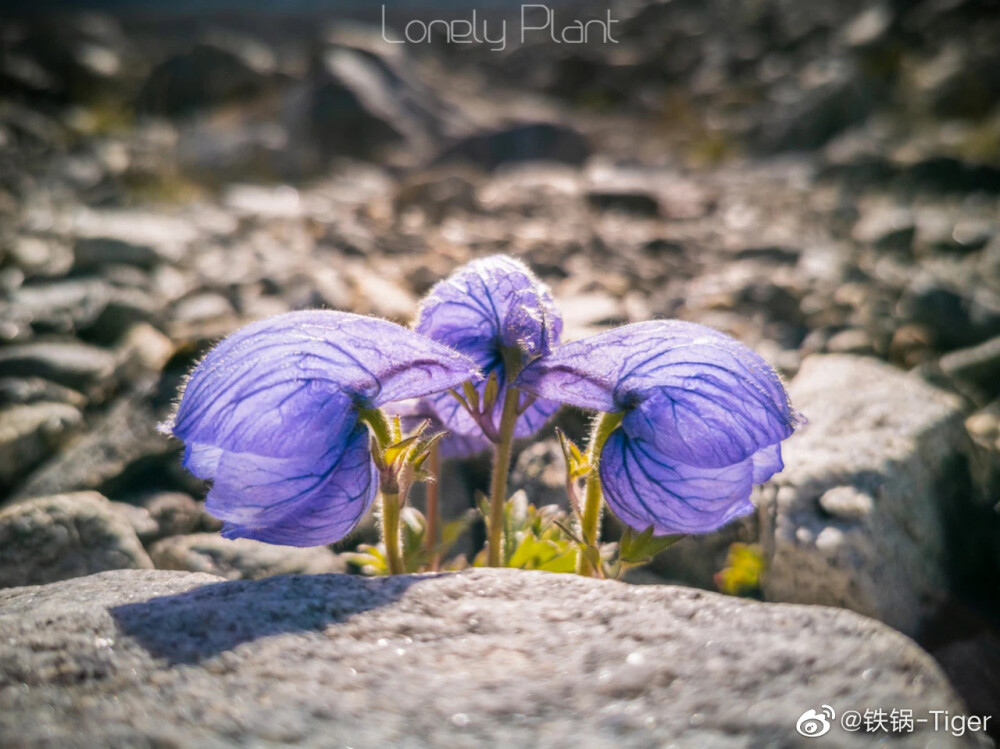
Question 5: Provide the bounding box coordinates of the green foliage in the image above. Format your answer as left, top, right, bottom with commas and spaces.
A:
344, 506, 475, 576
715, 542, 765, 597
477, 491, 578, 572
350, 422, 689, 578
617, 526, 683, 568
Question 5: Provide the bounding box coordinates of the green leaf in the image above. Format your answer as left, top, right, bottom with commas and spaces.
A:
383, 434, 421, 467
475, 490, 490, 520
715, 543, 765, 597
618, 525, 685, 566
400, 507, 429, 573
537, 549, 578, 573
343, 544, 389, 576
441, 514, 473, 547
410, 431, 447, 470
555, 427, 589, 479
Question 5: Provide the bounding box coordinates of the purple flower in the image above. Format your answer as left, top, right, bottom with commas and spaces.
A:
166, 311, 480, 546
415, 255, 563, 442
516, 321, 802, 535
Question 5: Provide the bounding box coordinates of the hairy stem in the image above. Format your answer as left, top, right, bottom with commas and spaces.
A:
381, 491, 404, 575
425, 442, 441, 571
357, 407, 393, 450
360, 407, 407, 574
487, 385, 522, 567
577, 411, 624, 577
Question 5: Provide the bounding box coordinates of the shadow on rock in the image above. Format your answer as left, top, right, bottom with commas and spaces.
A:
110, 572, 423, 665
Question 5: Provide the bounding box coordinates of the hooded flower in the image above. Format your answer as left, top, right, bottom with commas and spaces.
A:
167, 310, 480, 546
415, 255, 563, 442
516, 320, 802, 535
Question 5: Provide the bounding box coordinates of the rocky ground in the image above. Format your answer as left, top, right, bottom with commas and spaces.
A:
1, 0, 999, 744
0, 567, 989, 748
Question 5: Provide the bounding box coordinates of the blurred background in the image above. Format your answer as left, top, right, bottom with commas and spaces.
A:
1, 0, 999, 736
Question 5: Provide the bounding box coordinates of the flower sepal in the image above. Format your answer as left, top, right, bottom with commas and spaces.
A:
616, 526, 685, 569
362, 411, 448, 497
447, 369, 504, 442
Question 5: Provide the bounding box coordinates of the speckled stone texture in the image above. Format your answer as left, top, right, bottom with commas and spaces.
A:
0, 568, 986, 748
0, 492, 153, 589
759, 354, 968, 635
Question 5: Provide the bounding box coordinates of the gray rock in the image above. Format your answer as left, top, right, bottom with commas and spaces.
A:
346, 266, 417, 321
558, 292, 626, 340
586, 190, 661, 217
73, 237, 174, 271
109, 501, 159, 543
149, 533, 346, 580
82, 288, 164, 344
915, 44, 1000, 121
140, 491, 209, 538
12, 389, 177, 501
839, 4, 893, 49
435, 122, 590, 171
825, 328, 875, 355
941, 336, 1000, 397
136, 33, 276, 116
70, 209, 194, 271
0, 568, 984, 748
171, 292, 234, 324
0, 341, 118, 401
393, 169, 482, 223
281, 41, 457, 173
759, 354, 967, 635
754, 60, 879, 153
852, 206, 915, 252
0, 402, 82, 489
0, 492, 152, 588
114, 323, 175, 380
899, 277, 1000, 350
965, 408, 1000, 513
0, 377, 86, 407
917, 211, 994, 255
2, 278, 111, 337
319, 43, 452, 150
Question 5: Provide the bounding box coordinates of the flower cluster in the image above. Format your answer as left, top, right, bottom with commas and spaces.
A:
167, 254, 801, 577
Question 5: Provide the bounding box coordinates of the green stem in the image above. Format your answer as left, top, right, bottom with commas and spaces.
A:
425, 442, 441, 571
487, 385, 521, 567
577, 411, 624, 577
381, 491, 404, 575
359, 407, 406, 575
357, 407, 393, 450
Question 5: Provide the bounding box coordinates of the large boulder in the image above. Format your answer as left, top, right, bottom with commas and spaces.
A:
759, 354, 969, 635
0, 492, 153, 588
0, 568, 985, 747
